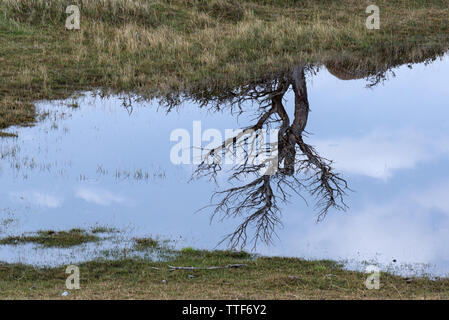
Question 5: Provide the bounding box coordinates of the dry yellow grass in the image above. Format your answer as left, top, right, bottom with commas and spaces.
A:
0, 0, 448, 131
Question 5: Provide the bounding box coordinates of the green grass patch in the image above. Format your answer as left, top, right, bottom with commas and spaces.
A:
180, 248, 252, 259
0, 226, 446, 299
0, 229, 100, 248
0, 248, 447, 299
133, 237, 159, 250
90, 226, 118, 234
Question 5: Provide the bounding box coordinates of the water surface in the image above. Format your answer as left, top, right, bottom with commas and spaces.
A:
1, 55, 449, 277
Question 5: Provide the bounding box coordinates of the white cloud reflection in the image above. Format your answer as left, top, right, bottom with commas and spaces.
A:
75, 187, 126, 206
272, 181, 449, 275
10, 191, 63, 208
312, 129, 449, 180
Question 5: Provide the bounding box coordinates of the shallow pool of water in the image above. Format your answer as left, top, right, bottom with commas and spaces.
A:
1, 55, 449, 277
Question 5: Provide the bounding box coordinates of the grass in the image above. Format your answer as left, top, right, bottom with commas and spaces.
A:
0, 131, 17, 138
0, 0, 448, 132
133, 237, 159, 250
1, 1, 448, 299
0, 248, 447, 299
0, 228, 446, 299
181, 247, 197, 254
90, 226, 118, 234
0, 229, 100, 248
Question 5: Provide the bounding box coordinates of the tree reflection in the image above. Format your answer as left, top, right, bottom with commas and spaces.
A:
165, 65, 349, 249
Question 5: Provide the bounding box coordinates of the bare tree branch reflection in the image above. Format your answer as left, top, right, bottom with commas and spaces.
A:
150, 49, 449, 249
180, 64, 349, 249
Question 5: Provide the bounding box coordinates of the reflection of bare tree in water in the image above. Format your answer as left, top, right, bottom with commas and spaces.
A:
165, 65, 349, 249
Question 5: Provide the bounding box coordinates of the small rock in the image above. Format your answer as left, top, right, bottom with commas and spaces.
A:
405, 277, 413, 283
162, 279, 167, 284
61, 291, 69, 296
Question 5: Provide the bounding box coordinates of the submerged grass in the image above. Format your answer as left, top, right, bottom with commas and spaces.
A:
90, 226, 118, 234
0, 248, 448, 299
133, 237, 159, 250
0, 0, 448, 131
0, 229, 100, 248
0, 131, 17, 138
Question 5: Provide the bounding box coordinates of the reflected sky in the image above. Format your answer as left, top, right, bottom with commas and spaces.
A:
1, 54, 448, 276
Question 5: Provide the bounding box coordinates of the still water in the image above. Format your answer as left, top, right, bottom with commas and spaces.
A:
1, 55, 448, 277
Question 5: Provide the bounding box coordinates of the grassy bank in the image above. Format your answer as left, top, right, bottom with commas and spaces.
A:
1, 0, 448, 131
0, 248, 448, 300
0, 232, 447, 299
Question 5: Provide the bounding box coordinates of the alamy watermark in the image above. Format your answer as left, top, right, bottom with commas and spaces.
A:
366, 5, 380, 30
63, 4, 378, 31
365, 265, 380, 289
65, 265, 80, 290
170, 121, 279, 175
65, 5, 80, 30
63, 4, 379, 31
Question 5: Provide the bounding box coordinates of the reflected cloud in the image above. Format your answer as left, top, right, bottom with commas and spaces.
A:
415, 184, 449, 215
75, 187, 126, 206
10, 191, 63, 208
283, 182, 449, 271
313, 130, 449, 180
